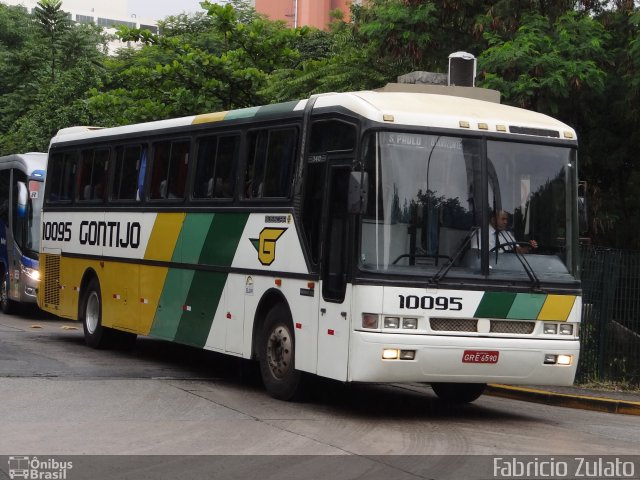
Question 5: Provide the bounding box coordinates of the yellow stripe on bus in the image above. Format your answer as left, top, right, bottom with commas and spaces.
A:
537, 295, 576, 321
192, 111, 228, 124
144, 213, 185, 261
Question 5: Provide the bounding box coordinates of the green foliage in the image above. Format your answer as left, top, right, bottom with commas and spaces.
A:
479, 12, 608, 115
0, 2, 107, 155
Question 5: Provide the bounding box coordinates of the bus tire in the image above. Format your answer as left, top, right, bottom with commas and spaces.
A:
81, 277, 110, 349
1, 276, 17, 314
431, 382, 486, 404
258, 303, 302, 401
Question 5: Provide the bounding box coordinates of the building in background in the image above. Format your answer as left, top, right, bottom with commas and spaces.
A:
252, 0, 360, 29
1, 0, 157, 53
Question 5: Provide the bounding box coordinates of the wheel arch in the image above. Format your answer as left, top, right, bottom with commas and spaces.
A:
250, 288, 290, 360
77, 268, 100, 319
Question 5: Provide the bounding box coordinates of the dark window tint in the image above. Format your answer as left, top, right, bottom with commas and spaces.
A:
47, 152, 77, 202
0, 170, 9, 225
245, 127, 297, 199
193, 134, 239, 199
149, 140, 190, 200
309, 120, 356, 153
113, 145, 145, 201
77, 149, 109, 202
302, 160, 326, 265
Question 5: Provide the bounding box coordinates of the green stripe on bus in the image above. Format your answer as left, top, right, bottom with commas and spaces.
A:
173, 270, 227, 348
225, 106, 260, 120
474, 292, 517, 318
198, 213, 249, 266
149, 268, 195, 340
507, 293, 547, 320
175, 213, 215, 263
255, 101, 299, 117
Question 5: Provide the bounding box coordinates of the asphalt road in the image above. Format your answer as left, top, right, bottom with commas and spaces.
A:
1, 309, 639, 479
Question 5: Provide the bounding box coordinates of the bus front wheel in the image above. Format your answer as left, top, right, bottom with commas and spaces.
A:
258, 303, 302, 401
1, 276, 17, 314
431, 383, 486, 403
81, 277, 109, 349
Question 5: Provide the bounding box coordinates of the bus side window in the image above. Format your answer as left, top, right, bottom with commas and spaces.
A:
112, 145, 142, 201
244, 127, 297, 199
47, 152, 77, 203
78, 148, 109, 202
193, 134, 239, 199
150, 139, 190, 200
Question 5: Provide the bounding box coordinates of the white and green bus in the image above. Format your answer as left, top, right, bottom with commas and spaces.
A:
38, 86, 581, 402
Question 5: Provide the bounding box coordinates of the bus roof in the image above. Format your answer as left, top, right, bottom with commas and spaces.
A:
51, 90, 577, 146
0, 153, 48, 177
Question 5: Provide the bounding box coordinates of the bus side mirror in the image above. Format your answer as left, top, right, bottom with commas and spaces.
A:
348, 171, 368, 214
578, 181, 588, 234
17, 181, 28, 219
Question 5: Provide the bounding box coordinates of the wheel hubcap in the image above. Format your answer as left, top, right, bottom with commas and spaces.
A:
86, 291, 100, 334
266, 324, 292, 379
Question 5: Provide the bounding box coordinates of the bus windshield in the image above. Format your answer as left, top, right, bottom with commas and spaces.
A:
359, 131, 576, 284
25, 179, 44, 258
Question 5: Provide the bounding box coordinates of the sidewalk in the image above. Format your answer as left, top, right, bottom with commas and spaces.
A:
486, 384, 640, 415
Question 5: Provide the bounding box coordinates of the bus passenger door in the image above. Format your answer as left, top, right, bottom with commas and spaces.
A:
317, 165, 352, 381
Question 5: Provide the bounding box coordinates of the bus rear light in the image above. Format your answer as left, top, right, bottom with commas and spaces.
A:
275, 278, 282, 287
362, 313, 379, 329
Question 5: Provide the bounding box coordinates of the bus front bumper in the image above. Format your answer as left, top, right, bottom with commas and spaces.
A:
348, 331, 580, 386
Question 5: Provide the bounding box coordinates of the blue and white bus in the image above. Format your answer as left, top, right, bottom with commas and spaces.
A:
0, 153, 47, 313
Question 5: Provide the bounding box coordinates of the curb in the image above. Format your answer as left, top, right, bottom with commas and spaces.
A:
486, 384, 640, 415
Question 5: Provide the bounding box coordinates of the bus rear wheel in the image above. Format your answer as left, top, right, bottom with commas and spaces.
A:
258, 304, 302, 400
431, 383, 486, 403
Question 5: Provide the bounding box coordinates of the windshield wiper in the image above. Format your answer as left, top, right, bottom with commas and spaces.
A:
496, 230, 540, 289
429, 226, 479, 285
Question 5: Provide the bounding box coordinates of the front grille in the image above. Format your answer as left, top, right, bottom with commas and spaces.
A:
490, 320, 535, 334
430, 318, 477, 332
43, 254, 60, 306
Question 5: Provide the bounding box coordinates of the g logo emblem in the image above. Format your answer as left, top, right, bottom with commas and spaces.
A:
250, 228, 287, 266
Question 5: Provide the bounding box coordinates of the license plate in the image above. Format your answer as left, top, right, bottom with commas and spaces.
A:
462, 350, 499, 364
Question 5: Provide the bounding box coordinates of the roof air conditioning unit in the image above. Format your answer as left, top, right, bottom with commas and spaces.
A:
448, 52, 476, 87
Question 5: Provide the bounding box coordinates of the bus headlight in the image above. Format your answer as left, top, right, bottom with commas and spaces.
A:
384, 317, 400, 329
559, 324, 573, 335
21, 265, 40, 281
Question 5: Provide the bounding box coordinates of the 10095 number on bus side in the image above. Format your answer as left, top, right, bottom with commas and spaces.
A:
398, 294, 463, 311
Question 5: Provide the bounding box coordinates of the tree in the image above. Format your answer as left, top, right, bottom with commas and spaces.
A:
33, 0, 70, 82
0, 2, 107, 155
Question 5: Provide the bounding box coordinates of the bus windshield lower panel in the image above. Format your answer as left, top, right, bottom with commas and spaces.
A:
359, 131, 576, 285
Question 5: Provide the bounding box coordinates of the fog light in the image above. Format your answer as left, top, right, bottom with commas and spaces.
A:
557, 354, 573, 365
559, 324, 573, 335
544, 323, 558, 334
384, 317, 400, 329
544, 354, 557, 364
402, 318, 418, 329
382, 349, 399, 360
362, 313, 379, 329
400, 350, 416, 360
